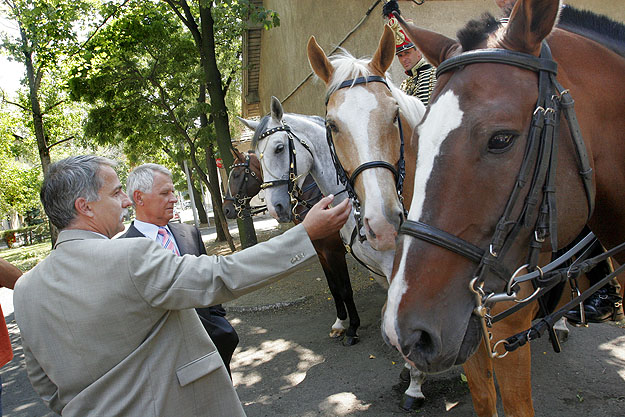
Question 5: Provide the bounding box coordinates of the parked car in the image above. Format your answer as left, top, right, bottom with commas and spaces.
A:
171, 209, 181, 223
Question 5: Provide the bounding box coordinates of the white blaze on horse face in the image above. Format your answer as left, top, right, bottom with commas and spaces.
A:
383, 90, 463, 352
336, 86, 399, 249
408, 90, 463, 222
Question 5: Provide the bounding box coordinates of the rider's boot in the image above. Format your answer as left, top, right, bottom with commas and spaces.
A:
566, 253, 623, 324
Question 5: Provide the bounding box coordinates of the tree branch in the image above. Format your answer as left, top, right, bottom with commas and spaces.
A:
47, 136, 74, 150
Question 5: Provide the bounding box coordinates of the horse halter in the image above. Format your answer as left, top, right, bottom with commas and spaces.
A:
225, 153, 262, 217
398, 42, 597, 357
257, 123, 315, 221
325, 75, 407, 241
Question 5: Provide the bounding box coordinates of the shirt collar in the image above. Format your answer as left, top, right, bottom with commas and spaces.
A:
133, 219, 172, 242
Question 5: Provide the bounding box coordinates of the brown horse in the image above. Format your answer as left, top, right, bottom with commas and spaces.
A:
382, 1, 625, 416
222, 146, 361, 345
223, 147, 264, 220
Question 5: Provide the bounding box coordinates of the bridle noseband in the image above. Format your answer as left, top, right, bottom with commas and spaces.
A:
398, 42, 603, 357
325, 75, 407, 242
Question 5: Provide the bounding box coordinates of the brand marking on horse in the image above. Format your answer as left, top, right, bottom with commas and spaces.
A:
408, 91, 463, 222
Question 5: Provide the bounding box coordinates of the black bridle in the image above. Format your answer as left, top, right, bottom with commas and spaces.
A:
225, 154, 264, 218
325, 75, 407, 242
257, 123, 316, 221
398, 43, 625, 357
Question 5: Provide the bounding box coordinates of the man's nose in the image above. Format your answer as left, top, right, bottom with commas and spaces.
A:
121, 192, 132, 207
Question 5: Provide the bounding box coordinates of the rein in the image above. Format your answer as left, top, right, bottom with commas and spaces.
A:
398, 42, 616, 358
324, 75, 407, 244
257, 123, 316, 221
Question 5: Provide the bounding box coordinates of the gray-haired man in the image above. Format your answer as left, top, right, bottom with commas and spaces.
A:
14, 155, 350, 416
121, 163, 239, 375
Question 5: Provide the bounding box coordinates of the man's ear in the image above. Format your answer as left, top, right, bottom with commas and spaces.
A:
75, 197, 94, 218
133, 190, 143, 205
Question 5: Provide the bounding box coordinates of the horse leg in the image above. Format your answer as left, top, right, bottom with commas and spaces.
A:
490, 291, 538, 417
313, 238, 360, 345
399, 363, 426, 410
332, 253, 360, 346
463, 341, 498, 417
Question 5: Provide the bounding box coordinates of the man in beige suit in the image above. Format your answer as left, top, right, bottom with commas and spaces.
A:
13, 155, 350, 416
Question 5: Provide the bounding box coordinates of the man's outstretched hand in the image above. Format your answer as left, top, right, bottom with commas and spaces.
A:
302, 195, 351, 241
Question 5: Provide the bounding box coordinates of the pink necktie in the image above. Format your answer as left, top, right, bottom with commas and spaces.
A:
158, 227, 180, 256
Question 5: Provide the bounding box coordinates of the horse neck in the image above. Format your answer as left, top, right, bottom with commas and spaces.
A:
550, 29, 625, 255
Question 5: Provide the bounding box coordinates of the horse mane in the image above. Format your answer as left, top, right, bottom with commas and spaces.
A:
456, 5, 625, 56
250, 115, 271, 150
387, 80, 425, 129
326, 49, 373, 96
557, 5, 625, 57
457, 12, 501, 51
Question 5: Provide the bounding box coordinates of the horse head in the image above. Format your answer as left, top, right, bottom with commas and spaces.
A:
307, 25, 418, 251
382, 0, 625, 373
239, 97, 315, 223
222, 146, 262, 220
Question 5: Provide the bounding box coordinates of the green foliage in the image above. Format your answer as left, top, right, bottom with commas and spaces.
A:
69, 1, 201, 165
0, 241, 51, 272
0, 106, 41, 217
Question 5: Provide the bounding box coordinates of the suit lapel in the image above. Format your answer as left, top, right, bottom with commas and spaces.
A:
168, 223, 195, 256
122, 223, 146, 238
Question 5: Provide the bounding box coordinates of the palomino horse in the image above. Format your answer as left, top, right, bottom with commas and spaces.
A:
240, 91, 429, 408
381, 1, 625, 416
307, 25, 424, 256
222, 145, 361, 345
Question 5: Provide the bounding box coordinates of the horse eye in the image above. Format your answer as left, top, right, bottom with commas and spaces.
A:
276, 143, 285, 154
232, 171, 241, 179
487, 133, 516, 153
326, 120, 338, 134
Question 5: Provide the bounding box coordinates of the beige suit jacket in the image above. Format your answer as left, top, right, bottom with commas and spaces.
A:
14, 224, 316, 416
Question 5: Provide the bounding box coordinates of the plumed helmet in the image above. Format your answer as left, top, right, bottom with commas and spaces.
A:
382, 0, 415, 55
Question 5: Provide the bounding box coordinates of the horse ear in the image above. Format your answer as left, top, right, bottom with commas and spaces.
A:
371, 25, 396, 74
230, 147, 241, 160
237, 116, 260, 132
394, 13, 461, 66
307, 36, 334, 84
501, 0, 561, 55
270, 96, 283, 121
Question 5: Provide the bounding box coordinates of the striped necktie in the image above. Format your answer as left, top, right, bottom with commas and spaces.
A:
157, 227, 180, 256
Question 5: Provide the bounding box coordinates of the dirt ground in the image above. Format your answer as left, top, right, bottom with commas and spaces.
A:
2, 220, 625, 416
219, 225, 625, 417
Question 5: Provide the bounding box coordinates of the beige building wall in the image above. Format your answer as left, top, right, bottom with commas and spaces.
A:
254, 0, 624, 118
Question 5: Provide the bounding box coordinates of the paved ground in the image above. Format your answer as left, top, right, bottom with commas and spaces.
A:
2, 215, 625, 416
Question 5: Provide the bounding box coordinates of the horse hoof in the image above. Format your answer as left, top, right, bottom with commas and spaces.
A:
343, 335, 359, 346
329, 329, 345, 338
400, 394, 425, 411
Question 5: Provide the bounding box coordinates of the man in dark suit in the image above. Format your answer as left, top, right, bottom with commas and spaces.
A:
121, 163, 239, 374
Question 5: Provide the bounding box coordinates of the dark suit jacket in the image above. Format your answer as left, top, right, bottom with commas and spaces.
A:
121, 221, 239, 372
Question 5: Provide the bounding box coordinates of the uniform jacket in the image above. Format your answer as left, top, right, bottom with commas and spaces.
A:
14, 225, 316, 416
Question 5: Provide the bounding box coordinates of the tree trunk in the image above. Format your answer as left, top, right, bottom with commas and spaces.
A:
20, 26, 58, 246
200, 144, 226, 242
191, 179, 208, 225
